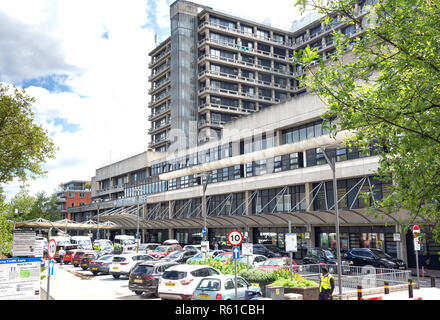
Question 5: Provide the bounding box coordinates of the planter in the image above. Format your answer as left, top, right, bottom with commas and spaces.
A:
283, 286, 319, 300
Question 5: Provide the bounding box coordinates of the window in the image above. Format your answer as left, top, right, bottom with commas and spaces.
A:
237, 278, 248, 288
225, 279, 235, 290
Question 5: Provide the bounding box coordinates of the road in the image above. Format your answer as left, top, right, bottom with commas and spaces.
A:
40, 261, 160, 300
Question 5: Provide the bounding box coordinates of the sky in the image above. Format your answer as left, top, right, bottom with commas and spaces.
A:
0, 0, 304, 202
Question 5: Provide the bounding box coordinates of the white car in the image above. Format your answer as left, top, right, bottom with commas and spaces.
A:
158, 264, 221, 300
238, 254, 268, 267
109, 253, 156, 279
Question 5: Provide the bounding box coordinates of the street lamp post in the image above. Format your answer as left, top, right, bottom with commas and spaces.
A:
94, 198, 102, 240
321, 147, 343, 299
134, 188, 143, 253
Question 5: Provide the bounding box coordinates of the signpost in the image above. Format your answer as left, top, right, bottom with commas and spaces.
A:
0, 257, 41, 300
228, 230, 243, 300
47, 239, 56, 300
412, 225, 421, 287
285, 221, 297, 281
12, 230, 36, 257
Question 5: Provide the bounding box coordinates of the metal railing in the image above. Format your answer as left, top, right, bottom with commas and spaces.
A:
298, 264, 411, 294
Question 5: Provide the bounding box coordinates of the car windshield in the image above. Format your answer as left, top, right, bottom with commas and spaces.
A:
132, 264, 154, 274
371, 249, 392, 259
154, 246, 169, 252
162, 270, 187, 280
112, 257, 126, 263
324, 250, 335, 259
76, 240, 92, 246
57, 240, 71, 246
265, 245, 282, 253
98, 255, 113, 261
84, 254, 95, 259
196, 279, 221, 291
263, 259, 283, 266
166, 250, 183, 258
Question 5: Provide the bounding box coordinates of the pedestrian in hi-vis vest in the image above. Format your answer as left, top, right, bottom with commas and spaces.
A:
318, 267, 335, 300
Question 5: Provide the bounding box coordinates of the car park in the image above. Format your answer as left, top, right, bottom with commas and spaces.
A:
89, 254, 114, 275
128, 261, 179, 296
110, 253, 157, 279
148, 244, 182, 259
192, 275, 262, 300
256, 257, 298, 272
162, 249, 199, 264
344, 248, 406, 269
80, 252, 100, 270
252, 244, 282, 258
158, 264, 221, 300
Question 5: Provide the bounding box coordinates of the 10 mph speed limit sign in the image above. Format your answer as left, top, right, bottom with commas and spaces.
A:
47, 239, 57, 260
227, 230, 243, 246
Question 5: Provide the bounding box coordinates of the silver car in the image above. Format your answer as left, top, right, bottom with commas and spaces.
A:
192, 275, 262, 300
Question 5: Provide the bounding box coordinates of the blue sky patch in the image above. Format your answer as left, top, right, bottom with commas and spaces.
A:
21, 74, 72, 93
52, 117, 81, 133
142, 0, 171, 42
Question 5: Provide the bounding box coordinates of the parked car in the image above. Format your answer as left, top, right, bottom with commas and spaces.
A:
128, 261, 179, 296
62, 248, 82, 265
93, 239, 114, 254
162, 249, 199, 264
89, 254, 114, 275
158, 264, 221, 300
139, 243, 161, 253
213, 252, 237, 264
252, 244, 282, 258
303, 248, 344, 265
238, 254, 268, 268
344, 248, 406, 269
72, 250, 94, 267
149, 244, 182, 259
183, 245, 201, 251
55, 244, 78, 263
186, 250, 225, 263
80, 252, 100, 270
110, 253, 157, 279
192, 275, 262, 300
256, 257, 298, 272
163, 239, 180, 245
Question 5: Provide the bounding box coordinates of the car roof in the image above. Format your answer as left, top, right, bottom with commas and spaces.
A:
164, 264, 215, 271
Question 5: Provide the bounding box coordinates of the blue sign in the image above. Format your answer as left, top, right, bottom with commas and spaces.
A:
233, 246, 240, 259
202, 228, 207, 236
48, 260, 54, 276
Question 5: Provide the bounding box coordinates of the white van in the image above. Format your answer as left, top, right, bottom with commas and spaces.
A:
49, 236, 71, 246
70, 236, 93, 249
113, 235, 136, 254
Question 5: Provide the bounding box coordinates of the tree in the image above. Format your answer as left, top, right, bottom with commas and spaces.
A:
0, 84, 57, 186
293, 1, 440, 240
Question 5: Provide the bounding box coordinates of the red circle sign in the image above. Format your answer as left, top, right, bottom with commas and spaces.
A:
227, 230, 243, 246
412, 225, 420, 237
47, 239, 57, 260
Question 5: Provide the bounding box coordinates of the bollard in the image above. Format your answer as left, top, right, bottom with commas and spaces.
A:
384, 282, 390, 295
408, 279, 414, 299
431, 277, 436, 288
357, 285, 362, 300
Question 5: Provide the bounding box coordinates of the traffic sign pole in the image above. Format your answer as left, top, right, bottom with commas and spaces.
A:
412, 225, 421, 288
47, 240, 57, 300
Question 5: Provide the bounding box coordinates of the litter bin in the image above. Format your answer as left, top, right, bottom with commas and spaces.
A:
265, 286, 284, 300
245, 289, 259, 300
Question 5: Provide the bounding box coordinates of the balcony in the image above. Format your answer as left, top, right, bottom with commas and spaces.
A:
198, 102, 256, 115
148, 64, 170, 82
198, 119, 226, 129
148, 136, 170, 148
148, 92, 170, 108
148, 107, 170, 121
149, 49, 170, 69
148, 77, 170, 95
148, 120, 171, 134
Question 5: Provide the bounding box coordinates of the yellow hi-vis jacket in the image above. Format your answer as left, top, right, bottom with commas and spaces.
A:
320, 274, 334, 292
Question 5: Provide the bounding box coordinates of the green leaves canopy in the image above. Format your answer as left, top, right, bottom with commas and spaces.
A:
293, 0, 440, 240
0, 84, 56, 185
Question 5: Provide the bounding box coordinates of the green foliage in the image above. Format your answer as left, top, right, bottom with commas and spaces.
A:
0, 84, 57, 185
271, 277, 318, 288
293, 0, 440, 242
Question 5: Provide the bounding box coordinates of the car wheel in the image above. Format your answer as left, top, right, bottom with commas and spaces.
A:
112, 274, 120, 279
92, 271, 98, 276
74, 264, 78, 267
82, 267, 87, 271
135, 291, 143, 296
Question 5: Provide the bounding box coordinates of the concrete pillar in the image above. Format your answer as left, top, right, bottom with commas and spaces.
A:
305, 182, 313, 211
245, 190, 254, 243
168, 200, 174, 240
